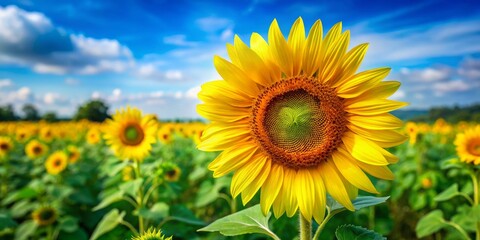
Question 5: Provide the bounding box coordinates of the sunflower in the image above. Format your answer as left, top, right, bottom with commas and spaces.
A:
405, 122, 418, 145
25, 140, 48, 159
131, 228, 172, 240
39, 127, 54, 142
32, 206, 57, 226
197, 18, 407, 223
16, 127, 32, 143
0, 136, 13, 158
162, 163, 182, 182
67, 145, 80, 163
86, 128, 101, 145
45, 151, 68, 175
104, 107, 157, 161
157, 125, 173, 145
454, 125, 480, 165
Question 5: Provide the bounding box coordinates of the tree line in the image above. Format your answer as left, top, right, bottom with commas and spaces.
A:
411, 103, 480, 123
0, 100, 110, 122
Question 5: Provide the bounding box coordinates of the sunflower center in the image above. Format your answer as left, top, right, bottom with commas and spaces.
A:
121, 123, 145, 146
251, 76, 347, 169
40, 209, 54, 220
0, 143, 9, 151
54, 159, 62, 167
468, 139, 480, 156
33, 146, 42, 154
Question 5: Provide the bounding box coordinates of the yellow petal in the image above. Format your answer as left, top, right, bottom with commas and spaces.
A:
198, 124, 252, 152
199, 80, 252, 105
260, 163, 284, 216
302, 20, 323, 76
197, 103, 250, 123
241, 158, 271, 204
287, 17, 305, 76
250, 33, 282, 84
295, 169, 315, 221
214, 56, 259, 97
347, 124, 408, 148
309, 169, 326, 223
233, 35, 273, 86
282, 168, 298, 217
320, 160, 354, 211
356, 161, 394, 180
272, 183, 286, 218
349, 113, 404, 130
331, 43, 369, 87
336, 68, 390, 98
352, 81, 401, 102
342, 131, 388, 166
321, 30, 350, 84
209, 144, 258, 177
268, 19, 293, 76
332, 148, 378, 194
231, 154, 267, 198
345, 99, 408, 115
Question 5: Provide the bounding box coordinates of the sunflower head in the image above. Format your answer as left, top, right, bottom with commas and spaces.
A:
40, 127, 54, 142
104, 107, 157, 161
131, 228, 172, 240
45, 151, 68, 175
159, 162, 181, 182
86, 128, 101, 145
197, 17, 407, 223
25, 139, 48, 159
0, 136, 13, 157
32, 206, 57, 226
157, 126, 173, 145
16, 127, 32, 143
454, 125, 480, 165
67, 145, 81, 163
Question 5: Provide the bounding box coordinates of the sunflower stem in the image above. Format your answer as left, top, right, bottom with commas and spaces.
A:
313, 207, 342, 240
299, 213, 311, 240
470, 169, 480, 240
134, 160, 145, 234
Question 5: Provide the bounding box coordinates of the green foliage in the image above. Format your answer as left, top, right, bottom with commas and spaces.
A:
22, 104, 39, 121
410, 103, 480, 123
198, 204, 279, 239
89, 209, 125, 240
0, 104, 18, 121
73, 99, 110, 122
335, 225, 385, 240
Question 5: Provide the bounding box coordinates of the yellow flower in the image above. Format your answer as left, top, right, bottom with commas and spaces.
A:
164, 166, 181, 182
104, 107, 157, 161
405, 122, 418, 145
197, 18, 407, 223
39, 127, 54, 142
16, 127, 32, 143
32, 206, 57, 226
131, 228, 172, 240
86, 128, 101, 145
157, 125, 173, 144
25, 140, 48, 159
0, 136, 13, 157
454, 125, 480, 165
67, 145, 80, 163
45, 151, 68, 175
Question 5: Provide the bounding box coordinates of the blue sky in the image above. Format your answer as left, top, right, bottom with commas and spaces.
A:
0, 0, 479, 118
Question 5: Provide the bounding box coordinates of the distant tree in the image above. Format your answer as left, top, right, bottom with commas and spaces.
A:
73, 99, 110, 122
42, 112, 58, 122
22, 104, 40, 121
0, 104, 18, 121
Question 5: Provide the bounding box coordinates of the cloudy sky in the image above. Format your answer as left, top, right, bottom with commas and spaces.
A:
0, 0, 479, 119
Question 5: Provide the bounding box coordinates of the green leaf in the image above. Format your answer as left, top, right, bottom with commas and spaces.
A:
59, 216, 79, 233
452, 205, 480, 231
15, 220, 37, 240
10, 200, 36, 218
328, 196, 389, 212
137, 202, 169, 221
89, 209, 125, 240
434, 184, 460, 202
119, 178, 143, 198
0, 214, 17, 231
2, 187, 38, 205
92, 191, 125, 211
335, 224, 386, 240
198, 204, 279, 239
416, 210, 448, 238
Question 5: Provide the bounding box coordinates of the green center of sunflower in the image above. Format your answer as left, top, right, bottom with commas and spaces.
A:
251, 76, 347, 169
121, 123, 145, 146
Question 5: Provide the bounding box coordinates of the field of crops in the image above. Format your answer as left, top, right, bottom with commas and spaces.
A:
0, 113, 478, 240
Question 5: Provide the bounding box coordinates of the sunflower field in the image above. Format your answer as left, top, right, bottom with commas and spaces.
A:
0, 116, 478, 240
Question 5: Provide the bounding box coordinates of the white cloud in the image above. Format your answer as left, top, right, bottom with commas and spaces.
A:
0, 78, 13, 88
65, 77, 79, 85
196, 17, 232, 32
433, 80, 469, 94
43, 92, 59, 104
185, 86, 200, 99
0, 5, 134, 75
399, 67, 451, 83
91, 91, 101, 99
163, 34, 198, 47
390, 90, 405, 100
165, 70, 182, 80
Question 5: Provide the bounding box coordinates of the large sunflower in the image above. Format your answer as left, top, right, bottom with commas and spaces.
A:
45, 151, 68, 175
454, 125, 480, 165
197, 18, 407, 223
104, 107, 157, 161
